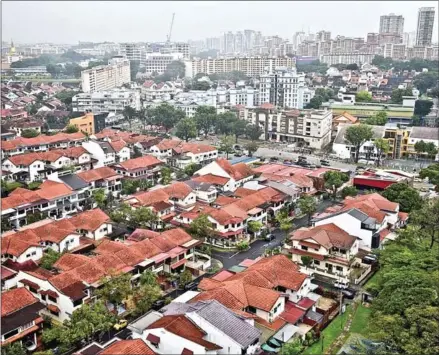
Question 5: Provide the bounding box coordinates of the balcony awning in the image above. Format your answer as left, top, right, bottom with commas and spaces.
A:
20, 279, 40, 290
47, 304, 60, 313
151, 252, 169, 264
171, 258, 187, 270
146, 333, 160, 344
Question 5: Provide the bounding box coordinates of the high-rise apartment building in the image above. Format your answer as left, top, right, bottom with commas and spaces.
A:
224, 32, 235, 54
259, 67, 308, 109
379, 13, 404, 35
316, 31, 331, 42
81, 57, 130, 93
402, 31, 416, 47
120, 43, 144, 61
416, 7, 436, 46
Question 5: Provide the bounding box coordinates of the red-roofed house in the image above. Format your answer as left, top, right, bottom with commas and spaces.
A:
114, 155, 164, 182
287, 224, 360, 284
193, 159, 254, 192
1, 287, 45, 350
77, 166, 122, 197
68, 208, 112, 240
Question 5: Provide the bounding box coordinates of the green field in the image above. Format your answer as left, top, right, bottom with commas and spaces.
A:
349, 304, 372, 336
303, 306, 353, 355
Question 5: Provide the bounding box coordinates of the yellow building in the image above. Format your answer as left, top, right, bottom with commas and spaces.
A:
69, 113, 95, 135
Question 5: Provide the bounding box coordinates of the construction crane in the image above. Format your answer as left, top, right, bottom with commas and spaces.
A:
166, 13, 175, 43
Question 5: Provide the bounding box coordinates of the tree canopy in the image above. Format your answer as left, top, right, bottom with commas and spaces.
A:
419, 163, 439, 191
323, 171, 350, 199
355, 90, 372, 102
149, 103, 185, 133
373, 138, 390, 167
21, 128, 40, 138
365, 111, 388, 126
175, 117, 197, 142
298, 196, 317, 225
381, 183, 422, 213
345, 124, 374, 163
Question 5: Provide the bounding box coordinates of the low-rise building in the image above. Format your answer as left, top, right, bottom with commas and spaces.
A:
1, 288, 45, 351
72, 89, 141, 113
77, 166, 123, 198
114, 155, 164, 182
82, 140, 131, 167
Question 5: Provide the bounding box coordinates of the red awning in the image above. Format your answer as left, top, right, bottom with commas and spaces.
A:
171, 258, 187, 270
181, 348, 194, 355
297, 297, 315, 310
290, 248, 325, 261
47, 304, 60, 313
40, 290, 59, 298
146, 333, 160, 344
20, 279, 40, 290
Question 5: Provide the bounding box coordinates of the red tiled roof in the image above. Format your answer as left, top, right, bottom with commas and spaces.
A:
213, 195, 236, 206
155, 139, 182, 151
118, 155, 163, 171
260, 103, 275, 110
280, 302, 306, 324
1, 265, 17, 280
163, 182, 193, 199
147, 315, 222, 350
77, 166, 119, 182
69, 208, 110, 231
297, 297, 315, 310
398, 211, 409, 221
177, 143, 217, 154
291, 224, 356, 249
47, 304, 60, 313
1, 287, 37, 316
109, 140, 127, 152
192, 174, 230, 186
212, 270, 234, 282
379, 229, 391, 241
344, 193, 398, 212
100, 340, 156, 355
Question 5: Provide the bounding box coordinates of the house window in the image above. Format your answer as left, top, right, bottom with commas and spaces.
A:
49, 309, 59, 316
301, 245, 308, 251
29, 287, 38, 294
73, 299, 83, 307
314, 260, 320, 265
48, 295, 57, 303
3, 328, 19, 340
336, 266, 343, 272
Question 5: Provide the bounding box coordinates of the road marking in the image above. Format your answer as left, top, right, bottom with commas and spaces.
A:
229, 252, 240, 259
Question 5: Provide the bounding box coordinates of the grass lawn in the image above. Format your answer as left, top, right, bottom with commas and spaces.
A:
364, 268, 382, 289
349, 304, 372, 336
303, 306, 353, 355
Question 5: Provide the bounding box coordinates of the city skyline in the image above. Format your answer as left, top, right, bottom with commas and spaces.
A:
2, 1, 438, 44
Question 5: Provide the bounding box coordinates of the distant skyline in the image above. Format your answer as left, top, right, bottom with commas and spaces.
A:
2, 1, 438, 44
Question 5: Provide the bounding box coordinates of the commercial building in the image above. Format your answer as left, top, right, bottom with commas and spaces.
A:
68, 112, 95, 135
320, 53, 376, 65
416, 7, 436, 46
72, 89, 141, 113
81, 57, 130, 93
259, 68, 310, 109
187, 56, 296, 78
119, 43, 144, 61
143, 52, 183, 75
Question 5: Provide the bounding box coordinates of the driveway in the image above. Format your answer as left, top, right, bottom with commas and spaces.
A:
212, 199, 337, 269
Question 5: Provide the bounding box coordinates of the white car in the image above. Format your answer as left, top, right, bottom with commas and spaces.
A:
333, 280, 349, 289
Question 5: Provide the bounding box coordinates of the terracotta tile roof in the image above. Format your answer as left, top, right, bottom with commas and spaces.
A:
1, 132, 86, 151
178, 143, 217, 154
118, 155, 163, 171
234, 187, 257, 198
143, 80, 155, 88
343, 193, 398, 212
108, 140, 127, 153
51, 146, 89, 159
150, 235, 177, 252
53, 254, 90, 272
77, 166, 119, 182
192, 174, 230, 186
1, 232, 41, 257
398, 211, 409, 221
334, 111, 358, 124
69, 208, 110, 231
163, 182, 193, 199
291, 223, 356, 249
161, 228, 193, 245
214, 195, 237, 206
147, 315, 222, 350
7, 152, 45, 166
280, 302, 306, 324
212, 270, 234, 282
1, 266, 17, 280
155, 139, 182, 151
131, 189, 170, 207
216, 159, 253, 181
260, 103, 275, 110
128, 229, 161, 241
1, 287, 38, 316
100, 339, 156, 355
209, 208, 244, 225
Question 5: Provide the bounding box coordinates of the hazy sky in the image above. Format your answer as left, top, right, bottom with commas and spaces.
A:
2, 1, 438, 44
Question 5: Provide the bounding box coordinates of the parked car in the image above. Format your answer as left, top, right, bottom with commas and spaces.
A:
298, 156, 307, 161
184, 281, 198, 290
265, 234, 275, 241
320, 159, 331, 166
270, 157, 279, 162
151, 299, 165, 310
114, 319, 128, 330
342, 289, 356, 299
234, 152, 243, 157
334, 280, 349, 289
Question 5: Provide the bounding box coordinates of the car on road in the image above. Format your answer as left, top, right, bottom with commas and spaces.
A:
283, 159, 293, 165
320, 159, 331, 166
184, 281, 198, 290
270, 157, 279, 162
234, 152, 243, 157
298, 156, 307, 161
342, 289, 356, 299
265, 234, 275, 241
151, 299, 165, 310
114, 319, 128, 330
334, 280, 349, 289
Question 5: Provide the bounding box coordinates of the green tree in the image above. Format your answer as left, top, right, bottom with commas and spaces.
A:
306, 95, 324, 109
298, 195, 317, 226
175, 117, 197, 142
150, 103, 185, 133
390, 87, 413, 104
109, 202, 131, 224
40, 249, 61, 270
183, 163, 202, 177
345, 124, 374, 163
130, 60, 140, 81
192, 81, 211, 90
121, 179, 137, 195
301, 255, 313, 269
219, 135, 235, 159
373, 138, 390, 166
247, 220, 263, 236
365, 111, 388, 126
92, 188, 107, 209
356, 90, 372, 102
131, 284, 162, 316
65, 124, 79, 133
382, 183, 422, 213
245, 123, 264, 141
160, 166, 172, 184
419, 163, 439, 190
128, 207, 159, 229
411, 115, 422, 126
245, 141, 259, 157
139, 270, 158, 287
1, 342, 27, 355
323, 171, 350, 199
280, 339, 303, 355
96, 272, 133, 309
55, 90, 77, 105
414, 99, 434, 117
413, 72, 438, 94
341, 186, 358, 199
21, 128, 40, 138
276, 209, 293, 240
188, 214, 214, 241
216, 112, 238, 135
410, 198, 439, 248
194, 106, 217, 137
232, 120, 247, 143
165, 60, 185, 80
122, 106, 137, 131
178, 269, 193, 287
132, 145, 143, 158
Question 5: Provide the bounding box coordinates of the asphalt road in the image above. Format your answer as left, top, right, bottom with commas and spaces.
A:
212, 199, 336, 269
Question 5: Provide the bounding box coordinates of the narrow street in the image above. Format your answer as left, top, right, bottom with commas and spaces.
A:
212, 199, 336, 269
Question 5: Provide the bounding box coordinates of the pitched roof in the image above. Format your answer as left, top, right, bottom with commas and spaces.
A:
99, 339, 156, 355
68, 208, 111, 231
155, 139, 182, 151
216, 159, 254, 181
108, 140, 127, 153
192, 174, 230, 186
163, 182, 193, 199
1, 287, 38, 316
333, 111, 358, 124
77, 166, 119, 182
291, 224, 356, 249
344, 193, 398, 212
118, 155, 163, 171
147, 315, 222, 350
